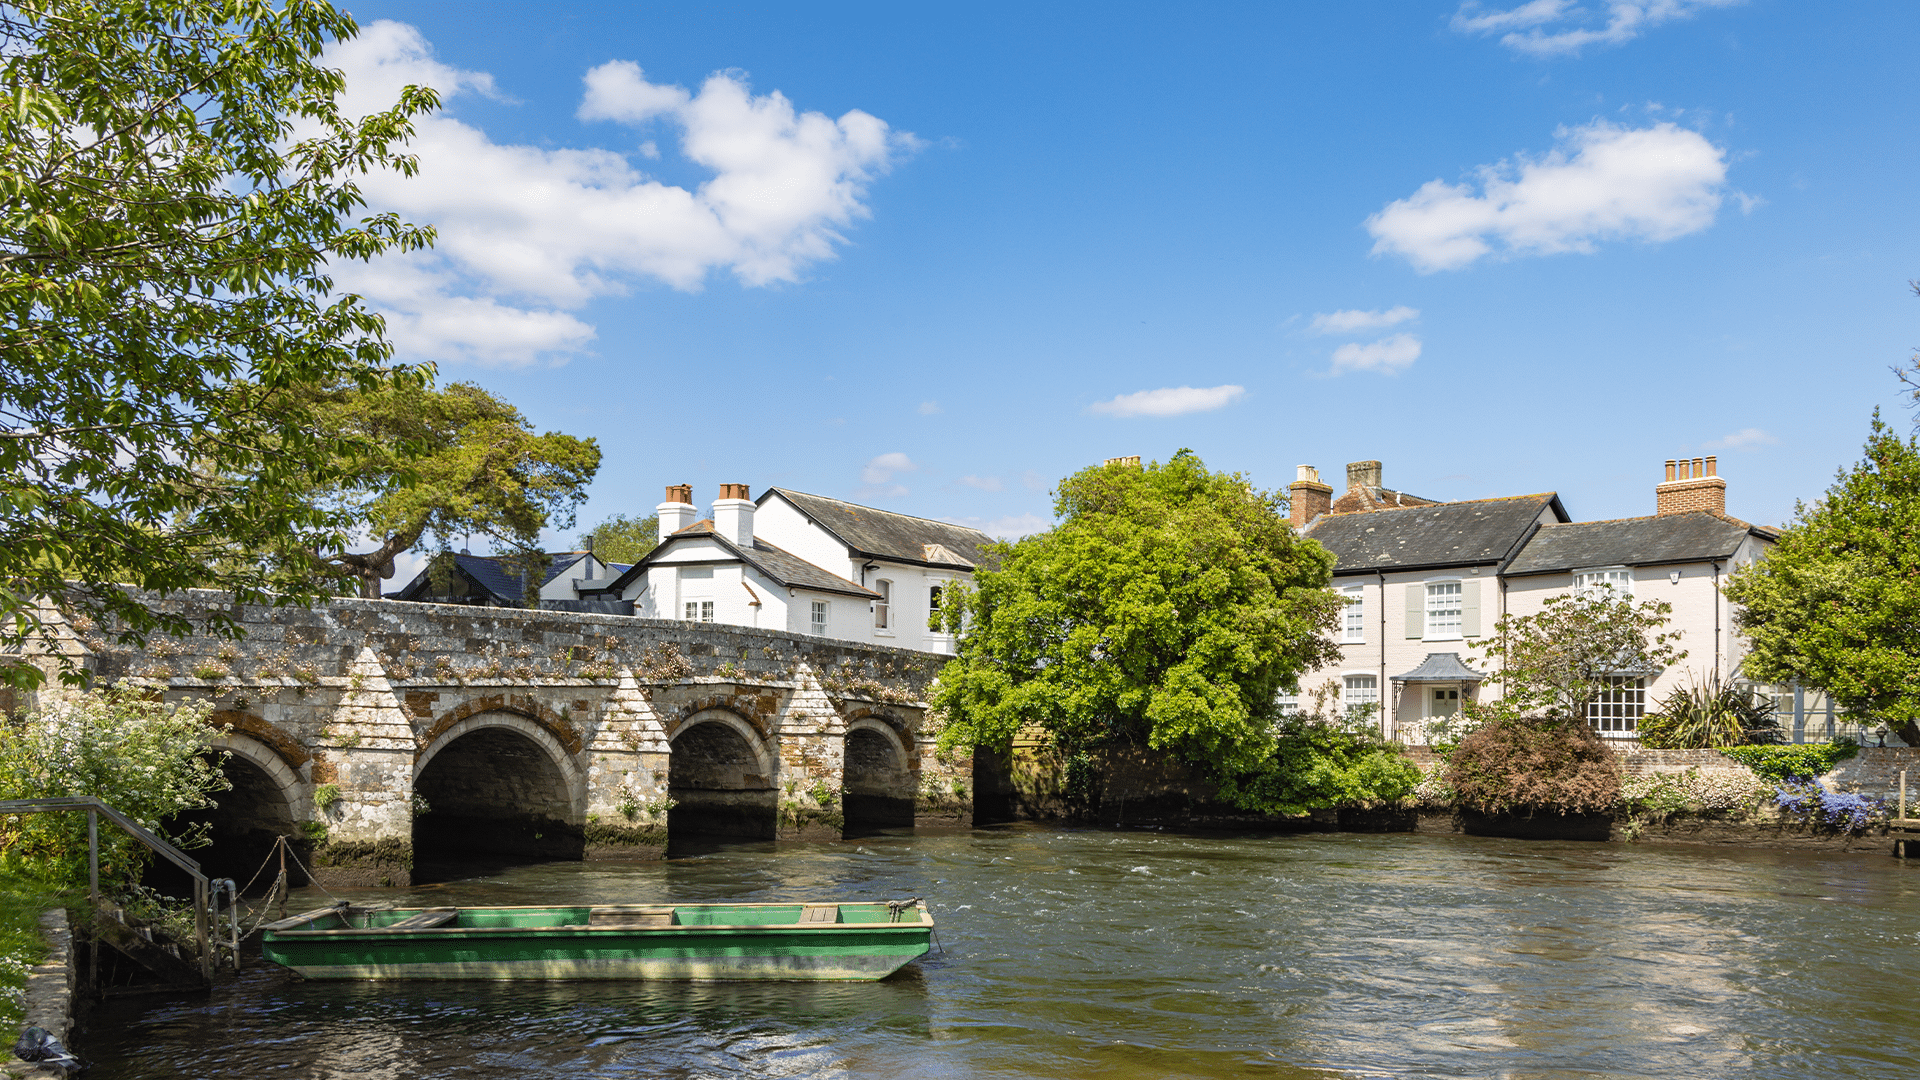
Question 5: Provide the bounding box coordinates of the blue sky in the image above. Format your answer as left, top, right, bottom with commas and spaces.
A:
332, 1, 1920, 559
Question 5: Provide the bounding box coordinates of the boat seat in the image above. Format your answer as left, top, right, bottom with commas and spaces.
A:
385, 908, 458, 930
588, 906, 675, 928
800, 904, 839, 924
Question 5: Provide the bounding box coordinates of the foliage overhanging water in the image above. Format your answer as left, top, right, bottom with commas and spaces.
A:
86, 828, 1920, 1079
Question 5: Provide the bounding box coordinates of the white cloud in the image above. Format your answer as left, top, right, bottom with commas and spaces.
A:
1310, 306, 1420, 335
861, 452, 917, 485
918, 400, 942, 415
1366, 121, 1730, 272
946, 513, 1051, 540
1452, 0, 1743, 57
1330, 334, 1422, 375
1088, 384, 1246, 419
1704, 427, 1777, 451
959, 475, 1003, 492
321, 22, 915, 367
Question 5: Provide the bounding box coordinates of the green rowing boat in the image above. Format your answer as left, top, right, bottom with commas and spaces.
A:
259, 900, 933, 982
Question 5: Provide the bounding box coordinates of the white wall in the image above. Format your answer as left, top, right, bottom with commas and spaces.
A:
1500, 560, 1731, 729
864, 560, 963, 656
753, 495, 862, 582
1317, 563, 1501, 738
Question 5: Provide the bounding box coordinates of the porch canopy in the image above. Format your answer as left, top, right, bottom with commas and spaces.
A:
1391, 652, 1487, 684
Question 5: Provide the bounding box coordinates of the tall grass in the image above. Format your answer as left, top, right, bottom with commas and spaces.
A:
0, 871, 80, 1030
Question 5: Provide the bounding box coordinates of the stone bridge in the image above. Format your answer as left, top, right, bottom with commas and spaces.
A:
36, 592, 972, 886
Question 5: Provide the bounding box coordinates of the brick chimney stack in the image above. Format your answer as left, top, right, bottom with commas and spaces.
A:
1289, 465, 1333, 530
1655, 456, 1725, 516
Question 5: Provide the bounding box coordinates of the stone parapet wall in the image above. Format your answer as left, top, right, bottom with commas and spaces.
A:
25, 591, 966, 881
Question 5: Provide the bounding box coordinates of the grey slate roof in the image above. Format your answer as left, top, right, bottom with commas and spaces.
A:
761, 488, 992, 568
588, 525, 881, 600
1503, 512, 1771, 576
1305, 494, 1568, 574
391, 551, 589, 607
1392, 652, 1488, 683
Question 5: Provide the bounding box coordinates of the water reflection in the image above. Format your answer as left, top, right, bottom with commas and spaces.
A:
87, 828, 1920, 1079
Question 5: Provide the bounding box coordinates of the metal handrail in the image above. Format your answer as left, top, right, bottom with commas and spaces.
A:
0, 795, 211, 979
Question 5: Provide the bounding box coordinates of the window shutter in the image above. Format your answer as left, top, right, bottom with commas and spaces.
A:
1462, 580, 1481, 638
1405, 583, 1424, 638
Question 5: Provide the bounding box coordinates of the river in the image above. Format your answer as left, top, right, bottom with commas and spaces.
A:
85, 827, 1920, 1079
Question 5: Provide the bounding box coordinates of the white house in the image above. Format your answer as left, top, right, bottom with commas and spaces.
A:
583, 484, 991, 654
1294, 456, 1779, 743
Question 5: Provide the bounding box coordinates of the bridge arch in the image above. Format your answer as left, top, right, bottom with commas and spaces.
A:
842, 714, 916, 829
667, 708, 778, 841
412, 710, 587, 869
158, 730, 307, 893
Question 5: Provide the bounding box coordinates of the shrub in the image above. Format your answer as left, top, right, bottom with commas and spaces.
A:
1637, 674, 1782, 749
1719, 740, 1858, 783
1446, 716, 1623, 815
1215, 718, 1421, 815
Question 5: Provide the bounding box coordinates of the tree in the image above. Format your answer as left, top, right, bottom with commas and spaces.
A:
933, 451, 1345, 778
310, 381, 600, 598
579, 514, 659, 566
0, 0, 437, 680
1723, 413, 1920, 744
1467, 590, 1686, 725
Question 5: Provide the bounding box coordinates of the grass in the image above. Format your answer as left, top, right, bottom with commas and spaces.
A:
0, 870, 81, 1031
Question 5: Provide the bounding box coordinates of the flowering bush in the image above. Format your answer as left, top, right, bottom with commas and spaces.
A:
1772, 780, 1883, 833
1621, 768, 1773, 815
0, 686, 228, 888
1411, 765, 1454, 807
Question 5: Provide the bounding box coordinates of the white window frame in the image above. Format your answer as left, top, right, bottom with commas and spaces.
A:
1573, 566, 1634, 598
928, 582, 950, 634
874, 579, 892, 631
809, 600, 830, 636
1587, 675, 1645, 735
1424, 580, 1463, 641
1342, 674, 1379, 719
683, 600, 713, 623
1341, 585, 1365, 643
1276, 691, 1300, 717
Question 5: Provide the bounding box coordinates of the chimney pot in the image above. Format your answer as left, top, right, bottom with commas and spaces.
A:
1656, 455, 1727, 517
713, 484, 755, 547
658, 482, 697, 535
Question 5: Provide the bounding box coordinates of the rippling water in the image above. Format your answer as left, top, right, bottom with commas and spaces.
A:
86, 828, 1920, 1079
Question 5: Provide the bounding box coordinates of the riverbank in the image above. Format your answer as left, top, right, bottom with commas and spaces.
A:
981, 741, 1920, 851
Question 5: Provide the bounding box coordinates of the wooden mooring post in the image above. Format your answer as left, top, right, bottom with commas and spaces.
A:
1896, 770, 1914, 860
